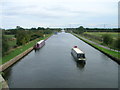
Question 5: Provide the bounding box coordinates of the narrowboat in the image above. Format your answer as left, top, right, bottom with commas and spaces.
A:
71, 46, 86, 61
34, 40, 45, 49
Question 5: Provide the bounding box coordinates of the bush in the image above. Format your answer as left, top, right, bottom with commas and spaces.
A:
102, 34, 113, 46
16, 30, 31, 46
2, 35, 9, 56
114, 37, 120, 50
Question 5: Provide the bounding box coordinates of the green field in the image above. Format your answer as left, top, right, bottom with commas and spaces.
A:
84, 32, 119, 40
4, 35, 16, 48
4, 35, 15, 38
7, 40, 16, 48
83, 32, 120, 50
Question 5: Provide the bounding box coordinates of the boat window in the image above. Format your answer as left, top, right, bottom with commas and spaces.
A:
77, 54, 85, 58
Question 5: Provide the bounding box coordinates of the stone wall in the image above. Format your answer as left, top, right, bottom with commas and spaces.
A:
0, 75, 9, 89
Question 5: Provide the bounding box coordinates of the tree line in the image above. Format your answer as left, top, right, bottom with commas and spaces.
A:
65, 27, 120, 32
65, 26, 120, 50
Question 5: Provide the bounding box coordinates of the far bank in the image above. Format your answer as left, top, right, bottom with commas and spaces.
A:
71, 33, 120, 64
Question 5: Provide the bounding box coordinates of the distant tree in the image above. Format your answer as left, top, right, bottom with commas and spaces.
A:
43, 28, 52, 34
25, 33, 31, 43
31, 28, 37, 30
76, 26, 85, 34
16, 26, 24, 30
37, 27, 45, 30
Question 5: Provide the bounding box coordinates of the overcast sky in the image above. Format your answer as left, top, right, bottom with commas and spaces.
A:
0, 0, 119, 29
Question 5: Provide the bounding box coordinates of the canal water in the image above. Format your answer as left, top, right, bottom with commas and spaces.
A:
4, 32, 118, 88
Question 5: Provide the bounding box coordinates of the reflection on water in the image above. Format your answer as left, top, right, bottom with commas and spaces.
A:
34, 49, 39, 52
76, 61, 86, 70
34, 46, 44, 53
71, 53, 86, 70
3, 68, 12, 81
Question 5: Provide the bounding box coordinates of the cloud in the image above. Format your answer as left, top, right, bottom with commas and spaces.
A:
1, 0, 119, 28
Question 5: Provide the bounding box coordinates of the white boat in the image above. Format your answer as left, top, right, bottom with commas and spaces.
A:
34, 40, 45, 49
71, 46, 86, 61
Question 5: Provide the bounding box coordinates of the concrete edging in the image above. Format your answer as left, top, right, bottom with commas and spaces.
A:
0, 75, 9, 89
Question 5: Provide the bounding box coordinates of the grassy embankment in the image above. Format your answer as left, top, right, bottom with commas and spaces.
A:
83, 32, 119, 49
0, 34, 52, 65
84, 32, 119, 40
72, 33, 120, 62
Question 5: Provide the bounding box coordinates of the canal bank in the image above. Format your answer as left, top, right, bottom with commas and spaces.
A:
4, 32, 118, 88
0, 74, 9, 89
1, 34, 53, 72
0, 47, 33, 72
72, 33, 120, 64
0, 34, 53, 89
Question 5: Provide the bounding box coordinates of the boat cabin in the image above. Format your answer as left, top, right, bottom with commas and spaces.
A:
71, 46, 85, 61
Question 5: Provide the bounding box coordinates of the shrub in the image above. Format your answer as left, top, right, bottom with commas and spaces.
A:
2, 35, 9, 56
102, 34, 113, 46
16, 30, 31, 46
114, 37, 120, 50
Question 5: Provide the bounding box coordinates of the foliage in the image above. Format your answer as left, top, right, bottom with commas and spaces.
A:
83, 32, 120, 50
16, 30, 31, 46
72, 26, 85, 34
65, 27, 119, 32
114, 37, 120, 50
102, 34, 113, 46
77, 26, 85, 34
2, 35, 9, 56
16, 26, 24, 30
30, 31, 44, 41
37, 27, 45, 30
2, 26, 55, 57
1, 34, 52, 65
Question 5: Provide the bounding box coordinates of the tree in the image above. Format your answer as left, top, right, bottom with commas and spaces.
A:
16, 26, 24, 30
31, 28, 37, 30
114, 37, 120, 50
2, 35, 9, 56
16, 30, 31, 46
102, 34, 113, 46
37, 27, 45, 30
76, 26, 85, 34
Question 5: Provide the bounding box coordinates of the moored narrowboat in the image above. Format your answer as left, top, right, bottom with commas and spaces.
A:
34, 40, 45, 49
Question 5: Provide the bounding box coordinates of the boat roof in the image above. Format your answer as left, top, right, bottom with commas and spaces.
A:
72, 48, 84, 54
37, 40, 44, 44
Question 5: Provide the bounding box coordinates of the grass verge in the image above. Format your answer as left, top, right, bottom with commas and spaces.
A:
0, 34, 52, 65
72, 33, 120, 63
